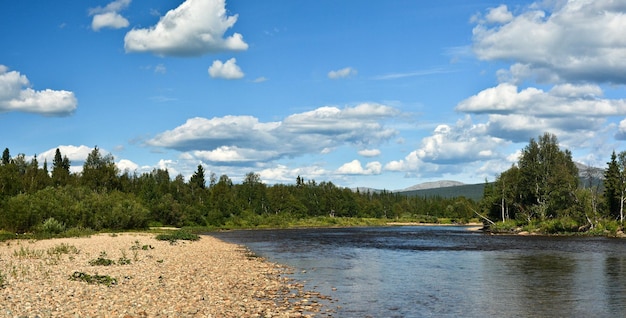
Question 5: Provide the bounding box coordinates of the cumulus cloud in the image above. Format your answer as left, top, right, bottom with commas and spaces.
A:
385, 116, 506, 173
457, 83, 626, 117
124, 0, 248, 56
117, 159, 139, 172
337, 160, 382, 175
328, 67, 357, 79
472, 0, 626, 84
0, 65, 77, 116
358, 149, 381, 157
616, 119, 626, 140
484, 5, 514, 24
456, 83, 625, 143
147, 103, 400, 166
89, 0, 131, 31
208, 58, 244, 79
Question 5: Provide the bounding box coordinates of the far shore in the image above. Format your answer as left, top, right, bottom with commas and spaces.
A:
386, 222, 484, 230
0, 232, 334, 317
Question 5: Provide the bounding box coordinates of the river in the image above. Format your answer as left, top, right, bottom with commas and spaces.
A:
209, 226, 626, 317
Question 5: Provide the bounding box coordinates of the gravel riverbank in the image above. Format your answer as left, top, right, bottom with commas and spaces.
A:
0, 233, 334, 317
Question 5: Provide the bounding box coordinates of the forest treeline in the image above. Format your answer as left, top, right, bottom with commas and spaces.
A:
481, 132, 626, 235
3, 132, 625, 236
0, 147, 477, 233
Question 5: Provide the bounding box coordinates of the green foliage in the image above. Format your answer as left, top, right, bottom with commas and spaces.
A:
541, 217, 580, 234
47, 243, 80, 256
13, 246, 44, 259
89, 251, 115, 266
0, 230, 15, 242
39, 217, 66, 234
155, 229, 200, 243
488, 220, 522, 233
70, 271, 117, 286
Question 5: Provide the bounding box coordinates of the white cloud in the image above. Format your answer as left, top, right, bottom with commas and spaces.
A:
208, 58, 244, 79
472, 0, 626, 84
616, 119, 626, 140
147, 103, 400, 165
37, 145, 101, 174
89, 0, 131, 31
455, 83, 626, 143
258, 164, 329, 184
384, 116, 506, 173
485, 5, 513, 24
124, 0, 248, 56
358, 149, 381, 157
252, 77, 268, 83
457, 83, 626, 117
337, 160, 382, 175
117, 159, 138, 172
0, 66, 77, 116
328, 67, 357, 79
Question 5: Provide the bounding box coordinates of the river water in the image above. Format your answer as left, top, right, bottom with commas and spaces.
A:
209, 226, 626, 317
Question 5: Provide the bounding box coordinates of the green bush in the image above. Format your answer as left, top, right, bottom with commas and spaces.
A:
155, 229, 200, 243
542, 217, 579, 234
69, 271, 117, 286
39, 217, 66, 234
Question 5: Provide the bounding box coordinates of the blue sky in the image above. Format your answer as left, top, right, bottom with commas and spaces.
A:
2, 0, 626, 190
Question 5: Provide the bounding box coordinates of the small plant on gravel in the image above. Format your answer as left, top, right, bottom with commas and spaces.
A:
47, 243, 80, 256
155, 230, 200, 244
89, 251, 115, 266
70, 271, 117, 286
13, 246, 43, 259
118, 249, 131, 265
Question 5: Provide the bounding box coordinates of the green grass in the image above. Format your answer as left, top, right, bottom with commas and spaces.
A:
155, 229, 200, 243
47, 243, 80, 256
13, 246, 44, 259
69, 271, 117, 286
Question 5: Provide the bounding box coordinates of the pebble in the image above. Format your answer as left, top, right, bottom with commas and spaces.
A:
0, 233, 334, 317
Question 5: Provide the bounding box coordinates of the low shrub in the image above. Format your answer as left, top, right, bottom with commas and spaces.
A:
155, 229, 200, 243
69, 271, 117, 286
39, 217, 66, 234
47, 243, 80, 256
89, 251, 115, 266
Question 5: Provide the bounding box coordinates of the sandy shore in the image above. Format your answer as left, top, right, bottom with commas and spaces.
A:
0, 233, 334, 317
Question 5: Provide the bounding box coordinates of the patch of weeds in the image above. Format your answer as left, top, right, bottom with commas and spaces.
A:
155, 230, 200, 244
60, 226, 95, 238
47, 243, 80, 256
118, 249, 131, 265
13, 246, 43, 259
69, 271, 117, 286
89, 251, 115, 266
0, 230, 15, 242
156, 259, 164, 263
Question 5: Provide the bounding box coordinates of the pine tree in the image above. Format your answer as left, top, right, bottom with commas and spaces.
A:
604, 151, 621, 220
2, 148, 10, 165
52, 148, 71, 186
190, 164, 206, 189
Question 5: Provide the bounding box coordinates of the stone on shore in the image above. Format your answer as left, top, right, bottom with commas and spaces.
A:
0, 233, 331, 317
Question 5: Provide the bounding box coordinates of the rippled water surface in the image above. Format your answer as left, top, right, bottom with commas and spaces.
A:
209, 226, 626, 317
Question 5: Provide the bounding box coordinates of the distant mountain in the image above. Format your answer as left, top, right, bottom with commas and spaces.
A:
351, 162, 606, 201
397, 180, 465, 192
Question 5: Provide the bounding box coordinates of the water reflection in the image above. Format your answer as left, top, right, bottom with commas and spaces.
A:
210, 227, 626, 317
